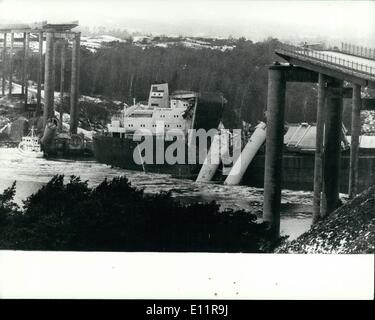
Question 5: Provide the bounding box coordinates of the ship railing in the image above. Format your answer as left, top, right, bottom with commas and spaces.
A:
277, 43, 375, 81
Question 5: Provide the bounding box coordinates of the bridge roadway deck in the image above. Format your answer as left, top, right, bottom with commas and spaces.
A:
319, 51, 375, 69
276, 46, 375, 88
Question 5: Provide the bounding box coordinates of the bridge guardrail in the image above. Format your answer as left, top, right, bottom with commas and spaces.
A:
341, 43, 375, 61
277, 43, 375, 80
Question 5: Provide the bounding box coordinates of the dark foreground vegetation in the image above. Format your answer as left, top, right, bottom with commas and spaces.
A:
278, 185, 375, 253
0, 176, 280, 252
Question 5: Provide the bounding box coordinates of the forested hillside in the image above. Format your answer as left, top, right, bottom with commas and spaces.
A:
17, 37, 319, 128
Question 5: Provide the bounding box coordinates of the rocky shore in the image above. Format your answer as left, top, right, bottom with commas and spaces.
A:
278, 185, 375, 253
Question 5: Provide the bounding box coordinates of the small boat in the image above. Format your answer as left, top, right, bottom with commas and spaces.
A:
18, 126, 44, 158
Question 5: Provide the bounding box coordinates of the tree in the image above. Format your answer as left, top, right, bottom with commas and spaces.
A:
24, 37, 316, 128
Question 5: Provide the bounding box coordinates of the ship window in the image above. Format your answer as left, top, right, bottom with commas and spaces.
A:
129, 113, 152, 118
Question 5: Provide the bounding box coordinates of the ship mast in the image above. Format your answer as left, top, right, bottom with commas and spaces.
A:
188, 94, 198, 147
30, 126, 36, 137
190, 95, 198, 130
123, 103, 126, 134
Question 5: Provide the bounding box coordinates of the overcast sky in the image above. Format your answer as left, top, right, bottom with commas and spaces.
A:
0, 0, 374, 45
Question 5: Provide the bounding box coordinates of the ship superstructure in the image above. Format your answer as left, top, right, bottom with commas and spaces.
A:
18, 126, 44, 158
108, 83, 197, 138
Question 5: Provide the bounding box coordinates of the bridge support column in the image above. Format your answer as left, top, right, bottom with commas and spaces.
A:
59, 41, 66, 131
8, 33, 14, 96
262, 64, 286, 238
21, 33, 26, 95
321, 78, 343, 217
312, 73, 326, 224
23, 32, 30, 108
36, 32, 43, 116
2, 33, 7, 96
348, 84, 361, 198
43, 32, 55, 127
70, 32, 80, 134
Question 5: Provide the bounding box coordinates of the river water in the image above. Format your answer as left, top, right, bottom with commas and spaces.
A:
0, 147, 313, 240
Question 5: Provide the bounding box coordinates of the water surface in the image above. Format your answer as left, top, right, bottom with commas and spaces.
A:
0, 147, 313, 240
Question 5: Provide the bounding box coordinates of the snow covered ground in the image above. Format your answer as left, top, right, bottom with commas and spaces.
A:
80, 34, 235, 52
362, 110, 375, 135
81, 35, 127, 52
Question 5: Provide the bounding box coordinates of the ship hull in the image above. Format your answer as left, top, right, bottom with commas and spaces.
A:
93, 135, 201, 178
17, 148, 44, 158
93, 134, 375, 193
240, 151, 375, 194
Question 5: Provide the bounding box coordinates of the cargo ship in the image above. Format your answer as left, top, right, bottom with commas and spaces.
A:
93, 83, 226, 178
93, 83, 375, 193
